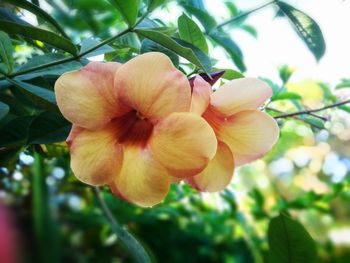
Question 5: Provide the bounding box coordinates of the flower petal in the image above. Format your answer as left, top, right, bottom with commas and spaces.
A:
115, 52, 191, 121
68, 124, 123, 186
110, 147, 171, 207
55, 62, 130, 129
210, 78, 272, 116
186, 141, 234, 192
190, 75, 212, 115
205, 110, 279, 166
150, 112, 217, 178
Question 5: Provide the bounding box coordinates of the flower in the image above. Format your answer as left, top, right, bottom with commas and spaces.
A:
186, 76, 279, 192
54, 52, 217, 207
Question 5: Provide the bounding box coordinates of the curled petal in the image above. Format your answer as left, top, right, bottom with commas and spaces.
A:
190, 75, 212, 115
205, 110, 279, 166
55, 62, 130, 129
115, 52, 191, 121
150, 112, 217, 178
68, 124, 123, 186
110, 147, 171, 207
186, 141, 234, 192
210, 78, 272, 116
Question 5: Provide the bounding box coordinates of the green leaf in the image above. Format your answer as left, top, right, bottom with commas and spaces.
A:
210, 32, 246, 72
339, 105, 350, 113
108, 0, 140, 26
3, 0, 68, 38
135, 28, 211, 74
0, 31, 14, 73
0, 116, 34, 147
0, 20, 78, 55
79, 37, 115, 58
8, 79, 57, 111
268, 213, 318, 263
141, 39, 179, 67
302, 116, 325, 130
277, 1, 325, 61
221, 69, 244, 80
181, 5, 217, 32
178, 13, 208, 53
279, 65, 295, 84
336, 79, 350, 89
271, 92, 301, 101
148, 0, 166, 11
0, 101, 9, 120
28, 111, 71, 144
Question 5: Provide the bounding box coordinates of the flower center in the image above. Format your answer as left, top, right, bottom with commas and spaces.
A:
114, 110, 153, 147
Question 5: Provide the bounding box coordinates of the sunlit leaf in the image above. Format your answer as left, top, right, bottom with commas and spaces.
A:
136, 28, 211, 74
3, 0, 68, 38
148, 0, 167, 11
277, 1, 325, 61
108, 0, 140, 26
268, 213, 317, 263
178, 13, 208, 53
271, 92, 301, 101
221, 68, 244, 80
0, 20, 78, 55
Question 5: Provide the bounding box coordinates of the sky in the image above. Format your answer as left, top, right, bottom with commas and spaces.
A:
206, 0, 350, 86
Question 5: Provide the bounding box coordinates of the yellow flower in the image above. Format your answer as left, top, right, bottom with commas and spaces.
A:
54, 52, 217, 207
186, 76, 279, 192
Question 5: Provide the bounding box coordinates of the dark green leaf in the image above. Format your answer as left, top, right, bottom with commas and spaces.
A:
79, 37, 115, 58
277, 1, 325, 61
3, 0, 68, 38
0, 116, 34, 147
339, 105, 350, 113
28, 111, 71, 144
8, 79, 57, 111
0, 31, 14, 73
0, 101, 9, 120
108, 0, 140, 26
271, 92, 301, 101
268, 213, 317, 263
136, 28, 211, 74
140, 39, 179, 67
178, 13, 208, 53
182, 5, 217, 32
0, 20, 78, 55
279, 65, 295, 83
210, 32, 246, 72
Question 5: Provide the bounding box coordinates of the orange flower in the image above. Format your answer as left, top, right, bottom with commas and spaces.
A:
186, 76, 279, 192
54, 52, 217, 207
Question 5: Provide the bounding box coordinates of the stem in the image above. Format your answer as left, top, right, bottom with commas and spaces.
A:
94, 187, 151, 263
215, 0, 277, 30
271, 99, 350, 119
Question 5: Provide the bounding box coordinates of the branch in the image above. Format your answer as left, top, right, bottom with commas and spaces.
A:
214, 0, 277, 30
94, 187, 151, 263
271, 99, 350, 119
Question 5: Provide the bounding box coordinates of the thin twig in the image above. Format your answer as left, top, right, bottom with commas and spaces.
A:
94, 187, 151, 263
214, 0, 277, 30
272, 99, 350, 119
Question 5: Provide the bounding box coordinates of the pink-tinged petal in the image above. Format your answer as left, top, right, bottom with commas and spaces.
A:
150, 112, 217, 178
186, 141, 234, 192
115, 52, 191, 121
204, 109, 279, 166
210, 78, 272, 116
55, 62, 131, 129
68, 124, 123, 186
110, 146, 171, 207
190, 75, 212, 115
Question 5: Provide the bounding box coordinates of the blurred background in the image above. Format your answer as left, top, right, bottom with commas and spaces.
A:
0, 0, 350, 262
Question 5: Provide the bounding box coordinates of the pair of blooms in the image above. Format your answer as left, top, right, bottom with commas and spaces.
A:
54, 52, 279, 207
